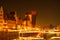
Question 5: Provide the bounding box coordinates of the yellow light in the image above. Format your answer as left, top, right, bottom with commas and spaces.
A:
5, 26, 8, 28
18, 37, 44, 40
12, 27, 15, 29
51, 37, 60, 39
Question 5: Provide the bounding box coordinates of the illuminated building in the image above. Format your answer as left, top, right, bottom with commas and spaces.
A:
24, 12, 32, 27
0, 6, 4, 28
24, 11, 37, 27
0, 6, 60, 40
14, 12, 19, 25
18, 18, 23, 25
31, 11, 37, 27
6, 11, 16, 29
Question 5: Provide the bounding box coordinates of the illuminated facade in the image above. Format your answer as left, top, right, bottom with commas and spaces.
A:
0, 6, 4, 28
24, 12, 32, 27
24, 11, 37, 27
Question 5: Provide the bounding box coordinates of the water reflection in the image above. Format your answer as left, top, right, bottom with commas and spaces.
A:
0, 31, 60, 40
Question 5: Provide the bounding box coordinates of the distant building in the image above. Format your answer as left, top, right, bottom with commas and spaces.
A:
6, 11, 17, 29
25, 12, 32, 27
24, 11, 37, 27
7, 20, 16, 29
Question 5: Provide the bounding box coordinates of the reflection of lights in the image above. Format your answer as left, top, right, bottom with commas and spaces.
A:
12, 39, 16, 40
51, 37, 60, 39
8, 30, 19, 32
18, 37, 44, 40
48, 30, 60, 34
19, 31, 40, 33
0, 27, 3, 31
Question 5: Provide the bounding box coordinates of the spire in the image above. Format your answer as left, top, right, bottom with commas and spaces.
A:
0, 6, 3, 11
0, 6, 4, 15
0, 6, 4, 27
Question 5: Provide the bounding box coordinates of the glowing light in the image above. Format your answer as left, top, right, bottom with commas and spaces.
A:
18, 37, 44, 40
51, 37, 60, 39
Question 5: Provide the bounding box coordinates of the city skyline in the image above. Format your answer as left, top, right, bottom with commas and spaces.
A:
0, 0, 60, 26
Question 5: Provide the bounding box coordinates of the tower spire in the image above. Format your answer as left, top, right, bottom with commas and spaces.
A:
0, 6, 4, 27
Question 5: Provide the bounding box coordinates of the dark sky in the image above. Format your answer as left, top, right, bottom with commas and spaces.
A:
0, 0, 60, 26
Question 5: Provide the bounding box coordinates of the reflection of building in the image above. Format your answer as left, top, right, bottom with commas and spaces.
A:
0, 6, 4, 27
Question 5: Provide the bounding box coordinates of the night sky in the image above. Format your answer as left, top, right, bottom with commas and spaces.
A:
0, 0, 60, 26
